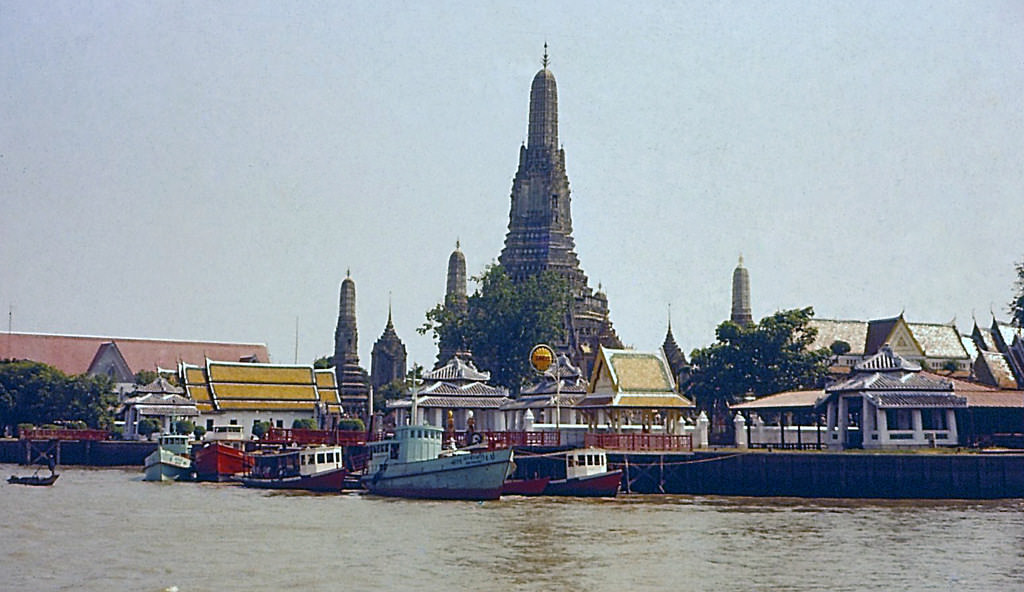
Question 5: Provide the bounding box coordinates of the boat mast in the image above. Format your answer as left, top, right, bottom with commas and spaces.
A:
409, 368, 420, 426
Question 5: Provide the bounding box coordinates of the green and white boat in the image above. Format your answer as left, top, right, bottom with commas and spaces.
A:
143, 434, 193, 482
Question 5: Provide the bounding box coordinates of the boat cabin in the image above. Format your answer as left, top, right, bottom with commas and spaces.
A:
565, 449, 608, 480
366, 424, 444, 474
250, 445, 344, 479
158, 434, 192, 456
204, 424, 245, 442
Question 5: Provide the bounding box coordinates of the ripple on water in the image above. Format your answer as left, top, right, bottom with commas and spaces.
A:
2, 464, 1024, 591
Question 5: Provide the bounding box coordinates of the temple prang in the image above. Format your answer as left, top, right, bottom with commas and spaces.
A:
497, 48, 623, 378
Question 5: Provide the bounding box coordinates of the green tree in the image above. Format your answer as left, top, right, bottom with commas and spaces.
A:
374, 379, 407, 413
137, 418, 161, 438
134, 370, 159, 385
0, 360, 116, 430
420, 265, 568, 395
830, 340, 851, 356
192, 425, 206, 440
252, 421, 271, 439
292, 418, 318, 429
313, 355, 332, 369
686, 307, 831, 412
1011, 258, 1024, 328
174, 419, 195, 435
338, 417, 365, 432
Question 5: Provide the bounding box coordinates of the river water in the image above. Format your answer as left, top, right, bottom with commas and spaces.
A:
2, 464, 1023, 592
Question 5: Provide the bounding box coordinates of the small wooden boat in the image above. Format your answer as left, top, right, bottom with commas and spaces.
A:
543, 448, 622, 497
237, 445, 347, 492
8, 473, 59, 486
502, 476, 551, 496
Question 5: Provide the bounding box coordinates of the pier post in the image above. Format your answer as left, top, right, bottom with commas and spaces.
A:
733, 413, 747, 449
695, 412, 709, 448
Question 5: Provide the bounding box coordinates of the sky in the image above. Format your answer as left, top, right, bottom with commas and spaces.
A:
2, 1, 1023, 372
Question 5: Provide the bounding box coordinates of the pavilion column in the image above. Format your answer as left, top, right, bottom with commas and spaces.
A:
912, 409, 924, 444
946, 409, 958, 445
837, 397, 848, 449
876, 408, 889, 447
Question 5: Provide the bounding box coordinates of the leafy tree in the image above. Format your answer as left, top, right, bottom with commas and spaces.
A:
252, 421, 271, 439
338, 418, 365, 432
421, 265, 568, 394
313, 355, 332, 369
0, 360, 116, 430
134, 370, 159, 385
174, 419, 195, 435
192, 425, 206, 440
137, 418, 161, 437
1011, 258, 1024, 328
686, 307, 831, 412
292, 418, 318, 429
830, 340, 851, 356
374, 379, 407, 413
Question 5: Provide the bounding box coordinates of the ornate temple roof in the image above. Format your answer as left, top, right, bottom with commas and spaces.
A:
578, 347, 694, 409
180, 360, 338, 413
423, 356, 491, 383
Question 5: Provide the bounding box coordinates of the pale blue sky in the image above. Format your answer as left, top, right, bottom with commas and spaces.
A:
2, 2, 1022, 370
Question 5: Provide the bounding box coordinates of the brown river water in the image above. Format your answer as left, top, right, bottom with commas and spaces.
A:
2, 464, 1023, 591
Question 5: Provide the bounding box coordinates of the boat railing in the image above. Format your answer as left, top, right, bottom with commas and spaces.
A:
583, 433, 693, 452
451, 430, 562, 449
20, 428, 109, 441
262, 427, 367, 446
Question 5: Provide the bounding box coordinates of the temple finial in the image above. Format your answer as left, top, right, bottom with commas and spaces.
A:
542, 42, 549, 69
667, 303, 672, 331
387, 292, 393, 325
738, 253, 744, 266
346, 268, 351, 278
456, 238, 460, 250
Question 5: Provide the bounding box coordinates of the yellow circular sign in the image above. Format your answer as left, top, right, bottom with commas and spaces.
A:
529, 344, 555, 373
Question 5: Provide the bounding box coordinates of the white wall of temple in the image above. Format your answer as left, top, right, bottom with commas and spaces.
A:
197, 410, 317, 439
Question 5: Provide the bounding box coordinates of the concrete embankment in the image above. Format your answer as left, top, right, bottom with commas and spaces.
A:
0, 439, 157, 466
610, 450, 1024, 499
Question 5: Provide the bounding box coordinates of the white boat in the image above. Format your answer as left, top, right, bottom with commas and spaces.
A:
363, 423, 513, 500
143, 434, 193, 482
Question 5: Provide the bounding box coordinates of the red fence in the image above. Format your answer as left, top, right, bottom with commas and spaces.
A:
262, 427, 367, 446
20, 428, 109, 441
584, 433, 692, 452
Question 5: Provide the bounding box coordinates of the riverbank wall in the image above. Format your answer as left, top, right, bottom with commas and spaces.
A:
610, 450, 1024, 499
0, 439, 156, 466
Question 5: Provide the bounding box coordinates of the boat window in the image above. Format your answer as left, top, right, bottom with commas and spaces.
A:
317, 453, 325, 464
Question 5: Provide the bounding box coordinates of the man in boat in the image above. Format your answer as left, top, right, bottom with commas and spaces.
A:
46, 453, 56, 475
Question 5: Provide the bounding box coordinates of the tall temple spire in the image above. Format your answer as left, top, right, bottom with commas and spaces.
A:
445, 240, 467, 310
335, 275, 358, 364
439, 241, 469, 367
527, 45, 558, 154
662, 305, 689, 391
333, 273, 370, 417
498, 50, 622, 376
371, 297, 407, 396
731, 255, 753, 325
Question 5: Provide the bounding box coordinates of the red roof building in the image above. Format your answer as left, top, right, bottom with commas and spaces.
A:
0, 331, 269, 381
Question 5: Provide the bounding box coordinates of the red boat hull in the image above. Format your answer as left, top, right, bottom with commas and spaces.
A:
237, 467, 347, 492
544, 470, 622, 497
193, 442, 250, 482
502, 476, 551, 496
